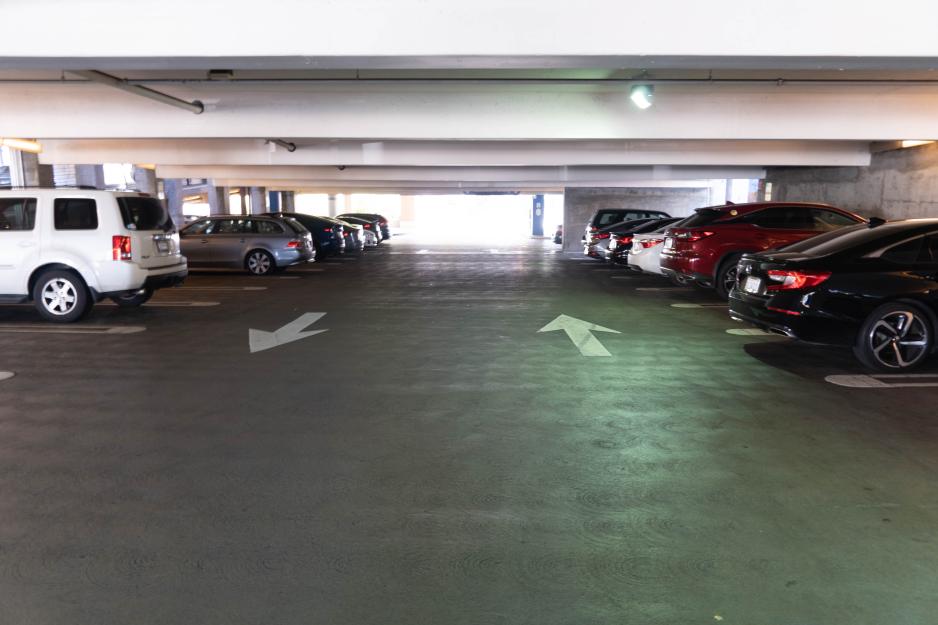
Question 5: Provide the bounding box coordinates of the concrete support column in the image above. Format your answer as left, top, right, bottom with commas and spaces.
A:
74, 164, 105, 189
162, 179, 185, 226
19, 152, 54, 187
207, 185, 230, 215
249, 186, 267, 214
532, 194, 545, 236
268, 191, 281, 212
132, 166, 158, 195
400, 195, 416, 230
327, 193, 338, 217
281, 191, 296, 212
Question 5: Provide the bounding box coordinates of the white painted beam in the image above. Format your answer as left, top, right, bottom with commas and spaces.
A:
1, 1, 937, 63
38, 139, 872, 167
3, 81, 938, 141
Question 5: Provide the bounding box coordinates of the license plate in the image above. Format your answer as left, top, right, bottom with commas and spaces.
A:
156, 240, 170, 253
663, 237, 674, 250
743, 275, 762, 294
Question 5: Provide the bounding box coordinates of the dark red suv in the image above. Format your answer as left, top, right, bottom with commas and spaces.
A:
659, 202, 866, 298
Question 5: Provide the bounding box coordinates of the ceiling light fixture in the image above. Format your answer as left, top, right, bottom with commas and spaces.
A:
901, 140, 934, 148
0, 138, 42, 153
630, 84, 654, 110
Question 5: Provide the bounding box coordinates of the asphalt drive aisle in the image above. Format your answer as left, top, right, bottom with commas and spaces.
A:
0, 239, 937, 624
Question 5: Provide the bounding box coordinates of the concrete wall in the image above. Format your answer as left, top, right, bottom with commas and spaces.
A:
562, 186, 711, 253
766, 142, 938, 220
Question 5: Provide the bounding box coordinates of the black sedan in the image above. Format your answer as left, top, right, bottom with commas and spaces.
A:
584, 218, 657, 258
337, 213, 390, 240
606, 217, 684, 263
271, 212, 345, 258
729, 219, 938, 371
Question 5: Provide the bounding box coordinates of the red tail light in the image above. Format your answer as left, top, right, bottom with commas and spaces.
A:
286, 240, 303, 248
766, 270, 831, 291
641, 238, 664, 249
112, 235, 131, 260
619, 236, 633, 244
323, 227, 332, 233
596, 232, 610, 240
673, 230, 715, 242
363, 224, 372, 228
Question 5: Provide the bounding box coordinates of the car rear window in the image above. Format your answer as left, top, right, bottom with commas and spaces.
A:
282, 217, 309, 234
117, 197, 174, 232
681, 208, 727, 228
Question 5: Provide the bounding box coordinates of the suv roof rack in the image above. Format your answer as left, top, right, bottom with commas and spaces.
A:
0, 185, 103, 190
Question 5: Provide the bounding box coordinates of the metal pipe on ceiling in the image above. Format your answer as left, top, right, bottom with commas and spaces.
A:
68, 70, 204, 114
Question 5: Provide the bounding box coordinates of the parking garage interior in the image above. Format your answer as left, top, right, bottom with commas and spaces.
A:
3, 3, 938, 623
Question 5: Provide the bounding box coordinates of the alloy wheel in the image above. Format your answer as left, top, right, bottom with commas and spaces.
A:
41, 277, 78, 315
723, 264, 739, 295
868, 310, 930, 369
247, 252, 272, 275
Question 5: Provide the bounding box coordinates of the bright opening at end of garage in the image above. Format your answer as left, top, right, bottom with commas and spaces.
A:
294, 193, 563, 246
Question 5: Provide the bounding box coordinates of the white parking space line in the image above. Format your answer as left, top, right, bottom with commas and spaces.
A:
99, 301, 221, 308
0, 371, 14, 382
177, 286, 267, 291
635, 286, 685, 291
0, 325, 146, 335
825, 374, 938, 389
288, 268, 325, 273
671, 303, 729, 309
726, 328, 775, 336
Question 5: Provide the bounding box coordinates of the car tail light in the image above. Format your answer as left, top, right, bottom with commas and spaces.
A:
323, 227, 332, 233
641, 238, 664, 249
619, 236, 633, 244
673, 230, 715, 242
766, 270, 831, 291
286, 239, 303, 248
596, 232, 610, 240
364, 224, 372, 228
112, 235, 132, 260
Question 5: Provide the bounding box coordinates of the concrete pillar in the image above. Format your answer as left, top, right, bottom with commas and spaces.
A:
532, 194, 545, 236
207, 186, 230, 215
399, 195, 417, 230
162, 179, 186, 226
281, 191, 296, 212
133, 166, 158, 195
249, 186, 267, 214
74, 164, 105, 189
327, 193, 338, 217
268, 191, 281, 212
19, 152, 54, 187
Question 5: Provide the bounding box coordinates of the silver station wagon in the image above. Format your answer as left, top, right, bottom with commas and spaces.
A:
179, 215, 315, 275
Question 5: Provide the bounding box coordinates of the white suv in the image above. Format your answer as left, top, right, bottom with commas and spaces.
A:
0, 188, 187, 322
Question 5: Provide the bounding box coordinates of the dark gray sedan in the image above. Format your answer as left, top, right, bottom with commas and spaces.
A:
179, 215, 315, 275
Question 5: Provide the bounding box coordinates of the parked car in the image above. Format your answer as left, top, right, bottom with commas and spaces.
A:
270, 212, 345, 258
660, 202, 866, 299
584, 218, 658, 258
330, 218, 364, 253
0, 189, 187, 322
337, 215, 380, 246
583, 208, 671, 243
729, 219, 938, 371
606, 217, 684, 263
553, 224, 563, 245
337, 213, 390, 240
179, 215, 314, 275
628, 217, 693, 275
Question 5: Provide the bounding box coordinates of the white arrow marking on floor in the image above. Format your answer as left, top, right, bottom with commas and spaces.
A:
825, 374, 938, 389
538, 314, 621, 357
249, 312, 328, 354
0, 325, 145, 335
726, 328, 775, 336
0, 371, 14, 382
99, 301, 220, 308
671, 303, 729, 309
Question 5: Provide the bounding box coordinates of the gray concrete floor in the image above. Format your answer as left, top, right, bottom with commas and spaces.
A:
1, 237, 937, 624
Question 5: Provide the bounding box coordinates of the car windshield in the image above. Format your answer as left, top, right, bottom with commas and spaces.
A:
117, 197, 174, 232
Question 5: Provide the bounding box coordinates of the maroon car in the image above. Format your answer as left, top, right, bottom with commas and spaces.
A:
659, 202, 866, 299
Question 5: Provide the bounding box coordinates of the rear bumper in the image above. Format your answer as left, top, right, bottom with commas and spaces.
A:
660, 253, 715, 284
96, 267, 187, 299
274, 248, 314, 266
727, 290, 855, 345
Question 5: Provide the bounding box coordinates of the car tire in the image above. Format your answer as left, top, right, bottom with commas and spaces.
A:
854, 302, 934, 371
110, 287, 153, 308
714, 254, 744, 300
32, 268, 92, 323
245, 249, 276, 275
